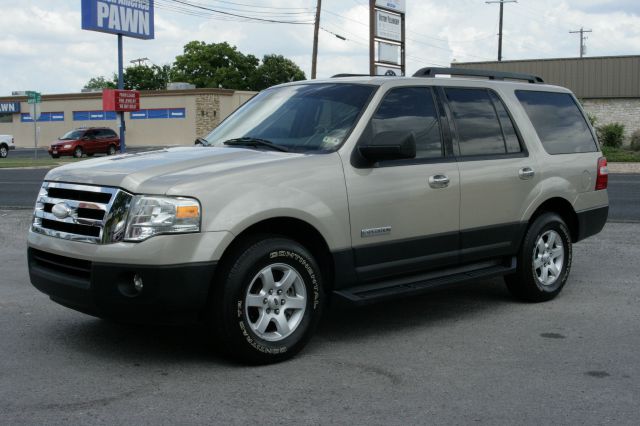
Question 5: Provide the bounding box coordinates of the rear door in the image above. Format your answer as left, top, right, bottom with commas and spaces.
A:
343, 86, 461, 283
440, 87, 540, 263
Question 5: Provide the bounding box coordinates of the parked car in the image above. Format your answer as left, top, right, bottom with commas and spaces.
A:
0, 134, 15, 158
48, 127, 120, 158
28, 68, 608, 364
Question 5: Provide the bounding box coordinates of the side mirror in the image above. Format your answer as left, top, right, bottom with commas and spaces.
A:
195, 137, 209, 146
358, 131, 416, 163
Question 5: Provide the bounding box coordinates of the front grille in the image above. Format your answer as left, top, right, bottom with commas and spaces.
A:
30, 248, 92, 280
32, 182, 133, 244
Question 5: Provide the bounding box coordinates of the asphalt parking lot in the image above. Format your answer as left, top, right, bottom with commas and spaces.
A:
1, 208, 639, 424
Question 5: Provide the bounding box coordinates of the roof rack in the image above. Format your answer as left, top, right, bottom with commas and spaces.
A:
331, 73, 372, 78
331, 73, 399, 78
412, 67, 544, 83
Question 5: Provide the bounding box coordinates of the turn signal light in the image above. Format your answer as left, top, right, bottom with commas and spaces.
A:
595, 157, 608, 190
176, 205, 199, 219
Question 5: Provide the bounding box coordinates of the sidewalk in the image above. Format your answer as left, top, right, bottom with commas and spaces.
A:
608, 162, 640, 174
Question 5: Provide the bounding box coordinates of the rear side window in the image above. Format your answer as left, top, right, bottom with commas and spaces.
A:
515, 90, 597, 154
445, 88, 522, 156
371, 87, 443, 160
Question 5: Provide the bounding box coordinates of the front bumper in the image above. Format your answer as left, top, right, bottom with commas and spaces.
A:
9, 145, 15, 150
48, 146, 73, 155
28, 247, 217, 322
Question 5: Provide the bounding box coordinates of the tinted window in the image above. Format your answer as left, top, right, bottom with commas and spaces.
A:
445, 88, 506, 156
204, 84, 375, 152
98, 129, 117, 138
371, 87, 443, 159
489, 91, 522, 153
516, 90, 597, 154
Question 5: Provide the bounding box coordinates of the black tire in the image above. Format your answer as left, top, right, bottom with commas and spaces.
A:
211, 236, 324, 364
505, 212, 573, 302
107, 145, 116, 155
73, 147, 83, 158
0, 144, 7, 158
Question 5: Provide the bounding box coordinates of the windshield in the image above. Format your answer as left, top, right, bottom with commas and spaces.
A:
204, 83, 376, 152
60, 130, 84, 140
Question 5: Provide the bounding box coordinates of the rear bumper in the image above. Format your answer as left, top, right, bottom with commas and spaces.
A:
576, 205, 608, 242
28, 247, 216, 323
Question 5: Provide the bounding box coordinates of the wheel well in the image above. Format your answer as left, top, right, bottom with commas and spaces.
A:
529, 198, 579, 242
216, 217, 335, 291
0, 143, 7, 148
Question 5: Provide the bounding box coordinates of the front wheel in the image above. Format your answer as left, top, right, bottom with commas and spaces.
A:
211, 236, 324, 364
0, 145, 7, 158
107, 145, 117, 155
73, 147, 83, 158
505, 213, 573, 302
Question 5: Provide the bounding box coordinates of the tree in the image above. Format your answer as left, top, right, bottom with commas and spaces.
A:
251, 54, 306, 91
173, 41, 260, 90
83, 64, 173, 91
122, 64, 173, 90
83, 76, 116, 90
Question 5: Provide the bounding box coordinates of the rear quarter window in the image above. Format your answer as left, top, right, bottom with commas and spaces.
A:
515, 90, 598, 154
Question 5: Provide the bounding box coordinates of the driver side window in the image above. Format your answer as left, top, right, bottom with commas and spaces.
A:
371, 87, 444, 160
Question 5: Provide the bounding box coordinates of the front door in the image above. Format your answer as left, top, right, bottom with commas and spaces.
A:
343, 86, 461, 283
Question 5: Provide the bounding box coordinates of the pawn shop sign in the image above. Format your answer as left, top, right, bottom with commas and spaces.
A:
103, 89, 140, 112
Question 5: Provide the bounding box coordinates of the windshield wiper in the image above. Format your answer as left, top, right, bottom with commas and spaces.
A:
223, 137, 289, 152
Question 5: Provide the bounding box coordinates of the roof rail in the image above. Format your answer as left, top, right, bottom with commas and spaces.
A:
412, 67, 544, 83
331, 73, 372, 78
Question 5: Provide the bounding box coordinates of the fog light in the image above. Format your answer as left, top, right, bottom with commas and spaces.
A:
133, 274, 144, 292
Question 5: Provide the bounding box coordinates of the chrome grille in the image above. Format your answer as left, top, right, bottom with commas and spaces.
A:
32, 182, 133, 244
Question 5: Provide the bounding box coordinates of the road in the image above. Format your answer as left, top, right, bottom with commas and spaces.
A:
1, 167, 638, 221
1, 210, 639, 424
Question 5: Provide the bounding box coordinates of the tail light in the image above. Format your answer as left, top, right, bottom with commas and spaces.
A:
595, 157, 608, 190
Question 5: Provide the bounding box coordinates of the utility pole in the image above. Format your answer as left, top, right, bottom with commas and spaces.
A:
311, 0, 322, 79
369, 0, 375, 75
569, 27, 592, 58
486, 0, 517, 61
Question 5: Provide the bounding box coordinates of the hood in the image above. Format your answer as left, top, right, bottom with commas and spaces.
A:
45, 147, 299, 194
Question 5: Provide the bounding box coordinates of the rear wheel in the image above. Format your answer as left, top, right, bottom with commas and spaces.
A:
505, 212, 572, 302
211, 236, 324, 364
107, 145, 117, 155
73, 147, 83, 158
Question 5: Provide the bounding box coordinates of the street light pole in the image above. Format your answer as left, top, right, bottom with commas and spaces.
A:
117, 34, 126, 153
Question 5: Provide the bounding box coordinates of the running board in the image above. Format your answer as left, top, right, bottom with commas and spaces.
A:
333, 257, 517, 306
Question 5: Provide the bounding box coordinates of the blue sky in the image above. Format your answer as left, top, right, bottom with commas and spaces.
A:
1, 0, 639, 94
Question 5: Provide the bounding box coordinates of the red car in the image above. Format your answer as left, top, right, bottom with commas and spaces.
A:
49, 127, 120, 158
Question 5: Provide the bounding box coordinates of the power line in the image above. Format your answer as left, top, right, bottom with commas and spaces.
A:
163, 0, 315, 24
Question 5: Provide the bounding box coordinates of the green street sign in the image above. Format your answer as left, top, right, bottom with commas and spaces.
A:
26, 91, 42, 104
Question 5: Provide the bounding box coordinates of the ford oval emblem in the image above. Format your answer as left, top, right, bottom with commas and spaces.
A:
51, 203, 71, 219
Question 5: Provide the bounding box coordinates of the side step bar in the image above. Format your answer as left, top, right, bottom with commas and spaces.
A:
333, 257, 517, 306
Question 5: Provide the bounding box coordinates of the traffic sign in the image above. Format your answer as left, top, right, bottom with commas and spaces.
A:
26, 91, 41, 104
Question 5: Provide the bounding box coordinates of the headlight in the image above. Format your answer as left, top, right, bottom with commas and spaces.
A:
124, 196, 201, 242
63, 144, 72, 148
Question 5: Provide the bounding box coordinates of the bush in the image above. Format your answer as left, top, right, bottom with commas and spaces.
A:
597, 122, 625, 148
630, 130, 640, 151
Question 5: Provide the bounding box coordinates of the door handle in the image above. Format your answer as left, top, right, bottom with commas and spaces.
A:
519, 167, 535, 180
428, 174, 450, 189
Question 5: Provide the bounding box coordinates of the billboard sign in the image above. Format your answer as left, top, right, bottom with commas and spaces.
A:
81, 0, 155, 40
375, 65, 404, 76
102, 89, 141, 112
0, 102, 20, 113
378, 42, 400, 64
376, 10, 402, 41
375, 0, 406, 13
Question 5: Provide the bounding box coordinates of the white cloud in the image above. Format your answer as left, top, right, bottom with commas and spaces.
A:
0, 0, 639, 94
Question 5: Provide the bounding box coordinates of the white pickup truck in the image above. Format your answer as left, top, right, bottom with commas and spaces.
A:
0, 135, 15, 158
